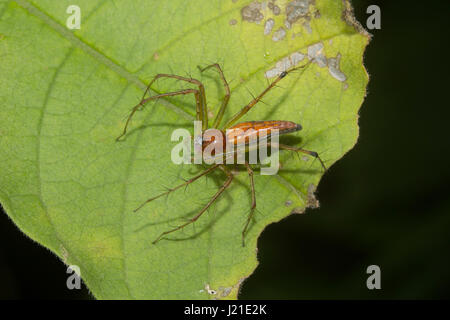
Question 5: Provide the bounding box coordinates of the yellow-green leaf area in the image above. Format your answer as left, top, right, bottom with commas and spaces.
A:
0, 0, 369, 299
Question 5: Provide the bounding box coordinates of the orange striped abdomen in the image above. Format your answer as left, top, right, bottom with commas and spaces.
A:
226, 120, 302, 146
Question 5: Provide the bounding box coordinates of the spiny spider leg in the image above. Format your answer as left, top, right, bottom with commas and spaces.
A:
198, 63, 231, 128
269, 142, 327, 171
142, 74, 208, 129
152, 165, 234, 244
242, 161, 256, 247
116, 89, 202, 141
134, 164, 221, 212
117, 73, 210, 141
223, 59, 314, 129
142, 73, 208, 126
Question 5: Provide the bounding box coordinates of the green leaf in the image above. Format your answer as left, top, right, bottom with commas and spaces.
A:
0, 0, 369, 299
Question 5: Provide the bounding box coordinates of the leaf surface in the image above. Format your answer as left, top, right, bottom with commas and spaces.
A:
0, 0, 369, 299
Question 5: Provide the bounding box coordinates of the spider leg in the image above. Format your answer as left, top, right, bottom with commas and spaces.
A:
134, 164, 221, 212
117, 73, 210, 140
242, 161, 256, 247
269, 142, 327, 171
142, 74, 208, 129
198, 63, 231, 128
152, 164, 233, 244
116, 88, 202, 141
223, 59, 313, 129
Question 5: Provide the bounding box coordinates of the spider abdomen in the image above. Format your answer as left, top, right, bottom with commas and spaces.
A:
226, 120, 302, 145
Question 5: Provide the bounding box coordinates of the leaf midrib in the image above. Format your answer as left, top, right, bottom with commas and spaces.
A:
15, 0, 193, 121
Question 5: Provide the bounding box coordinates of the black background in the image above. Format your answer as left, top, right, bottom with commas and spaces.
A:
1, 0, 449, 299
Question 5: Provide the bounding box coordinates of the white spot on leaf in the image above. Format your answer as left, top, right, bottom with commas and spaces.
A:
272, 27, 286, 41
265, 51, 305, 78
264, 18, 275, 35
241, 1, 264, 23
327, 53, 347, 82
307, 42, 327, 67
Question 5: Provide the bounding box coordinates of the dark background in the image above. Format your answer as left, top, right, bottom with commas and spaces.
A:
1, 0, 449, 299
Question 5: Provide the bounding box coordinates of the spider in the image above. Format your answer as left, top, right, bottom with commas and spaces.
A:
116, 61, 326, 246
